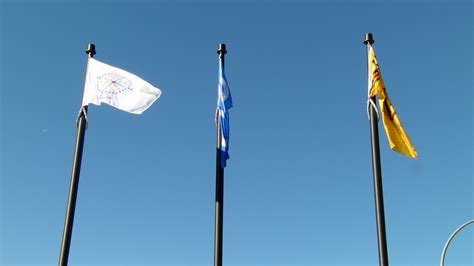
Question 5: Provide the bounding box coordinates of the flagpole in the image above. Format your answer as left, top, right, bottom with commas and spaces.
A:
214, 43, 226, 266
59, 43, 96, 266
364, 33, 389, 266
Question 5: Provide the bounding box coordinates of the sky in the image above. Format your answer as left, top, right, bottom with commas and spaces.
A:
0, 0, 472, 265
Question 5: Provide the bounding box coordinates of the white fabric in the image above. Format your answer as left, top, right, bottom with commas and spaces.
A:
82, 58, 161, 114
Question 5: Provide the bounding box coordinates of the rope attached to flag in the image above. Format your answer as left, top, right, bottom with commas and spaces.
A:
76, 106, 88, 129
367, 98, 379, 121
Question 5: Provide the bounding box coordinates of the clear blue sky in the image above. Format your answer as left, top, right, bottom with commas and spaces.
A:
1, 0, 472, 265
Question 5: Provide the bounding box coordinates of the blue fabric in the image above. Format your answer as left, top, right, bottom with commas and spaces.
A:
217, 59, 232, 168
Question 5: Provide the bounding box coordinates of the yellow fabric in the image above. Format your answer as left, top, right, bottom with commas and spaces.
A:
368, 46, 418, 159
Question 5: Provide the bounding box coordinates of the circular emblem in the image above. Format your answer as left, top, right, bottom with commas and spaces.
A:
97, 73, 132, 100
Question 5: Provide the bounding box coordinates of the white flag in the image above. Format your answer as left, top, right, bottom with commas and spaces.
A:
82, 58, 161, 114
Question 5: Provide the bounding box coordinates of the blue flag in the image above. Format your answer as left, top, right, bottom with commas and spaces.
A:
217, 58, 233, 168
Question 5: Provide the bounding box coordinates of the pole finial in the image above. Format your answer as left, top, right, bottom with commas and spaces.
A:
217, 43, 227, 55
364, 33, 374, 45
86, 43, 96, 57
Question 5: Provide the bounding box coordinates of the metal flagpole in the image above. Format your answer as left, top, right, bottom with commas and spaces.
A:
440, 219, 474, 266
59, 43, 96, 266
214, 43, 226, 266
364, 33, 389, 266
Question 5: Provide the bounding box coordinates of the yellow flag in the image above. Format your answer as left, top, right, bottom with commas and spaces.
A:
368, 46, 418, 158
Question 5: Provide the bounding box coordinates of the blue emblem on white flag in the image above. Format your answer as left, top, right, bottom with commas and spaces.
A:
217, 59, 232, 168
82, 58, 161, 114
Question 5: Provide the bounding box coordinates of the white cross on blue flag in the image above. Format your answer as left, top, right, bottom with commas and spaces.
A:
217, 58, 233, 168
